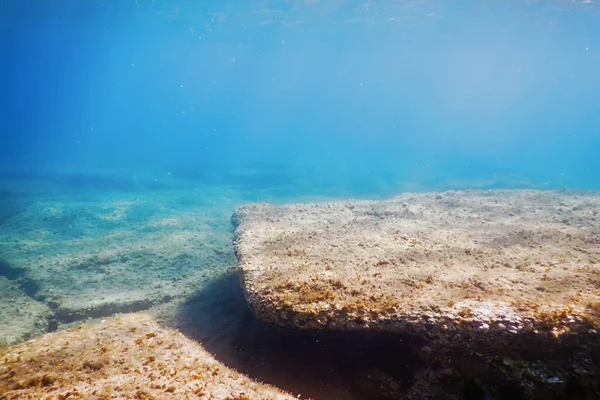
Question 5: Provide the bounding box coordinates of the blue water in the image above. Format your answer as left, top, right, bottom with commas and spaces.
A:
2, 0, 599, 195
1, 2, 600, 398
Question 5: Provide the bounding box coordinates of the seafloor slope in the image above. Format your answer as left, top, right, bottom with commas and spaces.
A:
0, 186, 239, 339
233, 189, 600, 398
0, 277, 51, 346
0, 313, 295, 400
3, 174, 600, 399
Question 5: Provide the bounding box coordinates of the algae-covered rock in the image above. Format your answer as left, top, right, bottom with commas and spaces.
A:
0, 313, 295, 400
233, 189, 600, 398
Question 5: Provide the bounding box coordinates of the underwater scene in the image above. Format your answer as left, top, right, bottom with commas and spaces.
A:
1, 1, 599, 399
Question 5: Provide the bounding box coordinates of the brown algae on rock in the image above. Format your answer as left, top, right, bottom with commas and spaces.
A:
0, 313, 295, 400
233, 189, 600, 398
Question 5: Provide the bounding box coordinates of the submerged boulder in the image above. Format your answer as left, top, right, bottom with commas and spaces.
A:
233, 189, 600, 399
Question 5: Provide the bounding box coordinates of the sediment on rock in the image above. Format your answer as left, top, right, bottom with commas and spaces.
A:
233, 189, 600, 398
0, 313, 295, 400
0, 277, 51, 347
0, 193, 236, 337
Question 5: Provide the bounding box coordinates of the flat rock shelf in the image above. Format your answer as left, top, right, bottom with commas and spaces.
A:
233, 189, 600, 398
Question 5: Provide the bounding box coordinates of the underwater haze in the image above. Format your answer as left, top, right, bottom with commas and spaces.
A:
2, 0, 599, 194
1, 1, 600, 398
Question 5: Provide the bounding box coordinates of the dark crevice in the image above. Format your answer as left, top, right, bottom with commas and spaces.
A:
0, 259, 41, 300
169, 271, 599, 400
496, 384, 526, 400
19, 277, 40, 299
565, 380, 587, 400
46, 318, 59, 333
0, 259, 27, 281
464, 381, 486, 400
53, 295, 175, 324
1, 258, 58, 339
1, 257, 175, 331
172, 272, 428, 400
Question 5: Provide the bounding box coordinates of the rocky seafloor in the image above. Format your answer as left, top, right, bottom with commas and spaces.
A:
2, 176, 600, 399
233, 189, 600, 399
0, 184, 240, 341
0, 313, 295, 400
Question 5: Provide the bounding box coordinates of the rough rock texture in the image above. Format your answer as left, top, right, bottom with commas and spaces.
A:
0, 277, 52, 347
233, 190, 600, 398
0, 193, 236, 326
0, 313, 295, 400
